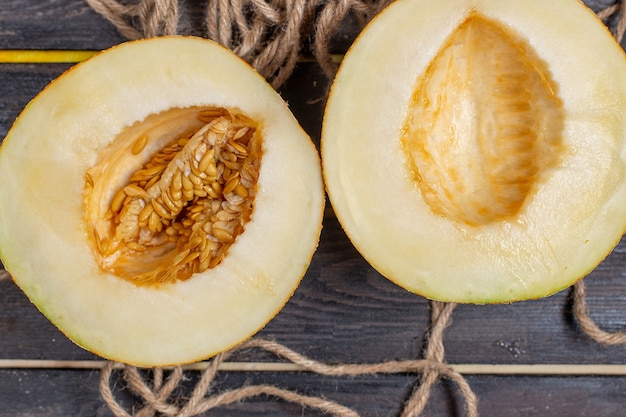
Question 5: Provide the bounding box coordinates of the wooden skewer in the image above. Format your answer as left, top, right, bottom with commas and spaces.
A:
1, 359, 626, 376
452, 363, 626, 376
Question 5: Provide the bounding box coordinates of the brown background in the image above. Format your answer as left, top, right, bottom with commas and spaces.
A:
1, 0, 626, 416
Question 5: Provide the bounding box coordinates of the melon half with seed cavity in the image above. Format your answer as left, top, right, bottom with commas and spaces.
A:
0, 37, 324, 366
322, 0, 626, 303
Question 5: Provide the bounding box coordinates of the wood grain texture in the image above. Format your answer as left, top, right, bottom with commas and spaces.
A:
1, 370, 626, 417
0, 0, 623, 52
0, 0, 125, 50
0, 64, 72, 139
1, 1, 626, 416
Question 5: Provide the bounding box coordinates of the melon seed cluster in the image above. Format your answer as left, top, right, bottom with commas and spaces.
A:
96, 109, 261, 284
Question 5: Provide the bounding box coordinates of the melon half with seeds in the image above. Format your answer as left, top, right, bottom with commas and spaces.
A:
0, 37, 324, 366
322, 0, 626, 303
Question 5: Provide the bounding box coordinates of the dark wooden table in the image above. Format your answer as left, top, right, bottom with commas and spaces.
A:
2, 1, 626, 416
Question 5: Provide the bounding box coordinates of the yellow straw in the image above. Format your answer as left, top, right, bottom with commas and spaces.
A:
0, 50, 342, 64
0, 50, 99, 64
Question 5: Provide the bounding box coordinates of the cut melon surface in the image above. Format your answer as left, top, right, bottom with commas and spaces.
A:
322, 0, 626, 303
0, 37, 324, 366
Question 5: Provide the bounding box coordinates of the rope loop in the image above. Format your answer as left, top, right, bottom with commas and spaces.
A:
572, 280, 626, 345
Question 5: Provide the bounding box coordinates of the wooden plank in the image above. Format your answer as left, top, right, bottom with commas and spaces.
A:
0, 64, 73, 139
0, 0, 622, 53
0, 0, 128, 50
2, 221, 626, 365
2, 1, 626, 416
1, 369, 626, 417
0, 161, 625, 366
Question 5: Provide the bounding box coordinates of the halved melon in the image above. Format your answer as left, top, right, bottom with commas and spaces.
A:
0, 37, 324, 366
322, 0, 626, 303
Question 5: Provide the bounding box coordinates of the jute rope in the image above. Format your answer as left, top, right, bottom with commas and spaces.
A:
100, 301, 477, 417
205, 0, 317, 87
572, 280, 626, 345
85, 0, 390, 87
311, 0, 389, 77
85, 0, 179, 39
597, 0, 626, 42
85, 0, 626, 415
85, 0, 626, 87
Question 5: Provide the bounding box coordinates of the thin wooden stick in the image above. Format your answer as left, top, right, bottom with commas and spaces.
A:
452, 363, 626, 376
1, 359, 626, 376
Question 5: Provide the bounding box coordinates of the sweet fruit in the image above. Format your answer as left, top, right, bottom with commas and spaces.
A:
0, 37, 324, 366
322, 0, 626, 303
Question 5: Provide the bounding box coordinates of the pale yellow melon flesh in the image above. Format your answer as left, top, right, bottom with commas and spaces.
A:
0, 37, 324, 366
322, 0, 626, 303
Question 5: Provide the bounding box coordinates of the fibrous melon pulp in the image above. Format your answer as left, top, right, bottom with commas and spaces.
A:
322, 0, 626, 303
0, 37, 324, 366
